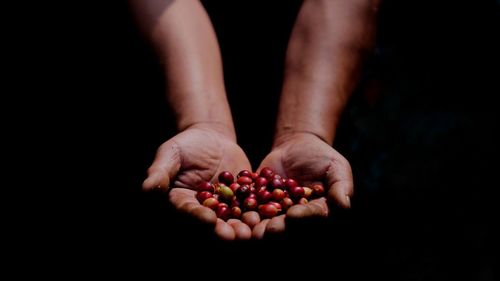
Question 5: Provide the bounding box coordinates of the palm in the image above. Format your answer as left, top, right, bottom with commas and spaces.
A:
143, 126, 256, 240
253, 133, 353, 239
167, 127, 251, 189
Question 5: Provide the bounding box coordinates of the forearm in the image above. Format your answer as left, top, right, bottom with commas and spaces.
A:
275, 0, 379, 146
130, 0, 235, 140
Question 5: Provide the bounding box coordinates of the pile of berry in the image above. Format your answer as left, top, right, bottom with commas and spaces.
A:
196, 167, 325, 220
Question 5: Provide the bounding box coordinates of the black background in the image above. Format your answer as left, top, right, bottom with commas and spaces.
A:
24, 0, 499, 278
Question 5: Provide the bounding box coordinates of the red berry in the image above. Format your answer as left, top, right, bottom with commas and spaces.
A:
247, 193, 257, 200
197, 181, 214, 193
243, 197, 258, 210
311, 184, 325, 197
231, 206, 242, 219
251, 172, 259, 180
202, 197, 219, 210
272, 188, 286, 201
218, 171, 234, 186
268, 178, 284, 190
258, 203, 279, 219
237, 170, 252, 178
229, 183, 241, 193
284, 179, 298, 190
196, 191, 213, 204
236, 184, 251, 200
254, 177, 268, 188
268, 201, 283, 212
280, 197, 293, 211
298, 197, 308, 205
289, 186, 305, 198
230, 197, 241, 208
259, 167, 274, 179
303, 187, 313, 199
216, 204, 231, 221
257, 189, 272, 204
237, 176, 253, 185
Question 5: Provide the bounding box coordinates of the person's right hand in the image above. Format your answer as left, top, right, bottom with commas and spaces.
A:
142, 123, 260, 240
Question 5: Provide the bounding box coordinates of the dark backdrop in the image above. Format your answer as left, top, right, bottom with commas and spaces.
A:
49, 0, 499, 278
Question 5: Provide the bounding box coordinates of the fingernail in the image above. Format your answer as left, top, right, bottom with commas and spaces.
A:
345, 195, 351, 208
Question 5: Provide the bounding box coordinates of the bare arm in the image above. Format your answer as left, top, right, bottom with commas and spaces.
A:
131, 0, 255, 240
130, 0, 235, 140
254, 0, 380, 239
275, 0, 380, 146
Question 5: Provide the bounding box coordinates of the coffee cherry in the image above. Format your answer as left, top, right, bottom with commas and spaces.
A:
218, 171, 234, 186
197, 181, 214, 193
196, 191, 213, 204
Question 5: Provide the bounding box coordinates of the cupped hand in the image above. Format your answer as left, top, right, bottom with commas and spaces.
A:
253, 132, 353, 239
142, 124, 259, 240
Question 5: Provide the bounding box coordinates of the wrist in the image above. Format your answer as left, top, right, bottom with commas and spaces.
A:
273, 129, 331, 148
182, 121, 237, 142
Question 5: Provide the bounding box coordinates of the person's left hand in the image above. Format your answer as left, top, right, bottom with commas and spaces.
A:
252, 132, 353, 239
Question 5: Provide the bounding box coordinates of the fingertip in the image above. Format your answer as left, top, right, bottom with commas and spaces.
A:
286, 204, 309, 219
265, 215, 286, 234
241, 211, 260, 228
327, 187, 351, 209
142, 174, 168, 192
227, 220, 252, 240
215, 219, 236, 241
191, 206, 217, 226
252, 219, 270, 240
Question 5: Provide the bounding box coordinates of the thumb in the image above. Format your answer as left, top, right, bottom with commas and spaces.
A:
325, 157, 354, 209
142, 140, 182, 191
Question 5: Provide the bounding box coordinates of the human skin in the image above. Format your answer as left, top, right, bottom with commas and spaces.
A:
253, 0, 380, 239
130, 0, 258, 240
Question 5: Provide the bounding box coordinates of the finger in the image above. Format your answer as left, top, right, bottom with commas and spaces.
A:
227, 219, 252, 240
286, 197, 329, 219
215, 218, 236, 240
169, 188, 217, 225
252, 219, 270, 240
265, 214, 286, 235
143, 140, 182, 191
325, 158, 354, 208
241, 211, 260, 228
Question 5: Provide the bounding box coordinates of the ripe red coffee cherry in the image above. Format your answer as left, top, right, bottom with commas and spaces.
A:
230, 197, 241, 208
258, 203, 279, 219
235, 184, 251, 200
231, 206, 242, 219
218, 171, 234, 186
202, 197, 219, 210
272, 188, 286, 201
298, 197, 309, 205
247, 193, 257, 200
251, 172, 259, 180
237, 176, 253, 185
284, 179, 298, 190
196, 191, 213, 204
268, 201, 283, 212
257, 189, 272, 204
259, 167, 274, 179
237, 170, 252, 179
243, 197, 258, 210
268, 178, 284, 190
197, 181, 214, 193
254, 177, 268, 188
229, 183, 241, 193
280, 197, 293, 211
303, 187, 313, 199
216, 204, 231, 221
289, 186, 305, 199
311, 184, 325, 196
